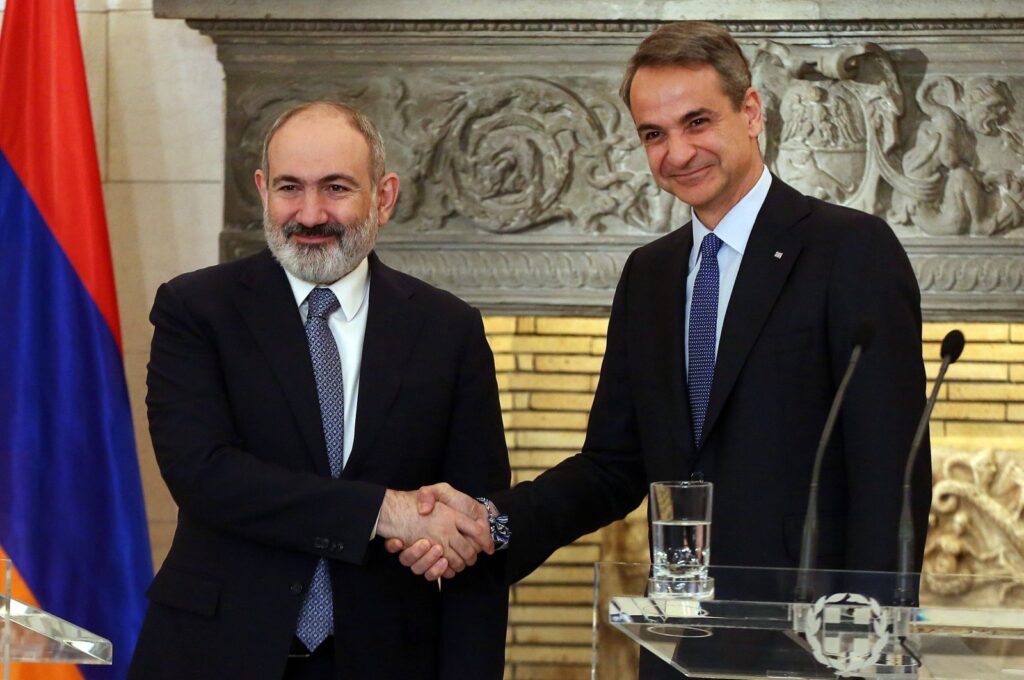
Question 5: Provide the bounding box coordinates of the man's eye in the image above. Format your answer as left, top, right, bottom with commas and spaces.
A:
277, 185, 298, 193
690, 117, 709, 128
327, 184, 349, 193
641, 130, 662, 143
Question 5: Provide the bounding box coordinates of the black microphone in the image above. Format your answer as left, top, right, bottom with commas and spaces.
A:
795, 321, 875, 602
894, 329, 965, 605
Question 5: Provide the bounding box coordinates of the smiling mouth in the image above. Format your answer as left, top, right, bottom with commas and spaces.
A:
670, 166, 712, 181
282, 222, 345, 245
290, 233, 336, 243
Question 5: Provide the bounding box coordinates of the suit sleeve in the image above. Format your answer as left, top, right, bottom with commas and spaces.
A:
827, 216, 931, 572
492, 253, 649, 584
147, 280, 384, 566
436, 310, 511, 680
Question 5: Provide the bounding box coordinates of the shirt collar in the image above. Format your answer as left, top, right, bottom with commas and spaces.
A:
691, 164, 772, 259
283, 256, 370, 322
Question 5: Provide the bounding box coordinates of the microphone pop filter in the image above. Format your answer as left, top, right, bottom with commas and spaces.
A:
940, 329, 965, 363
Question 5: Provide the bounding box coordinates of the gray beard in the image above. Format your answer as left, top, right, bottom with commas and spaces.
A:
263, 204, 379, 284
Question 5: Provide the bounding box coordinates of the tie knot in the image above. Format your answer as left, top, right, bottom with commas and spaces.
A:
700, 232, 723, 260
307, 287, 340, 320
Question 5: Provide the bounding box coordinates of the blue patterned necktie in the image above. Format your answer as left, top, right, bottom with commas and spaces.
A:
688, 233, 722, 447
295, 287, 344, 652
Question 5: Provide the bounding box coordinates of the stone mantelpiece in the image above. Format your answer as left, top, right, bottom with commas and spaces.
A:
154, 1, 1022, 22
155, 2, 1024, 318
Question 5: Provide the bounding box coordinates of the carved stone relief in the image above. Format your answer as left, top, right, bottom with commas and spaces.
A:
752, 41, 1024, 240
754, 41, 906, 215
224, 75, 685, 238
187, 18, 1024, 316
891, 76, 1024, 237
394, 77, 680, 235
923, 446, 1024, 608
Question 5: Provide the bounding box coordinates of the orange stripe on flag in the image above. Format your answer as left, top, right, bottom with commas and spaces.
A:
0, 545, 86, 680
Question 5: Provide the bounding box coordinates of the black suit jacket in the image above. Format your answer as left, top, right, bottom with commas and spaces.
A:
495, 177, 931, 584
129, 251, 510, 680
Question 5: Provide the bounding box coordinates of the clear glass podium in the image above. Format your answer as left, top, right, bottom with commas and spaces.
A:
593, 562, 1024, 679
0, 559, 112, 679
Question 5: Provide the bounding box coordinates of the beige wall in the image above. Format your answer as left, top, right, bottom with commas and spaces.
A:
0, 0, 225, 567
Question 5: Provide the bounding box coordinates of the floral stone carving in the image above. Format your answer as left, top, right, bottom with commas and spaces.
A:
924, 447, 1024, 607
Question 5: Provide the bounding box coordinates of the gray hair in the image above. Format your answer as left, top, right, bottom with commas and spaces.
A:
260, 100, 387, 184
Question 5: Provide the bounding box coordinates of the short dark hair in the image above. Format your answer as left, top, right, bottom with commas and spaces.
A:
620, 21, 751, 110
260, 100, 386, 185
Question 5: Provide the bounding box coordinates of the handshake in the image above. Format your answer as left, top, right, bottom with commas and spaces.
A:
376, 483, 498, 580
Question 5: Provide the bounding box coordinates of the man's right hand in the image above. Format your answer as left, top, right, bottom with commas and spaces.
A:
385, 483, 494, 580
376, 488, 492, 577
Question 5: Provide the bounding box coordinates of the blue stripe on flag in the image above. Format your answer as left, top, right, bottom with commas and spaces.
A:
0, 149, 152, 679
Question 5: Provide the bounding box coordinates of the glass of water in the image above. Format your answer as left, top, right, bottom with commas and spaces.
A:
648, 480, 714, 598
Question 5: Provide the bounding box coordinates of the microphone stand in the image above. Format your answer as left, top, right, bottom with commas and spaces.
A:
894, 330, 965, 606
794, 323, 874, 603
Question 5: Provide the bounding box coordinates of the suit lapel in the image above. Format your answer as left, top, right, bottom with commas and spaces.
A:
232, 250, 331, 476
700, 178, 810, 444
342, 253, 426, 478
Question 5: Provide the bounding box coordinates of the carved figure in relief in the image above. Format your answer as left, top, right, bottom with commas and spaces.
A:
890, 76, 1024, 237
752, 41, 1024, 239
752, 40, 904, 213
962, 78, 1022, 152
924, 511, 998, 596
925, 449, 1024, 600
889, 77, 985, 235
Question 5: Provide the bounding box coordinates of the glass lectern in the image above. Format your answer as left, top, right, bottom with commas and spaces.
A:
593, 562, 1024, 679
0, 559, 112, 680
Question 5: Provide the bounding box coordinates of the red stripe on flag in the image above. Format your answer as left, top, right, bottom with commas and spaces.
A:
0, 0, 122, 349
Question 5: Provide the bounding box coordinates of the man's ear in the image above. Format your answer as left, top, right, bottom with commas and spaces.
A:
743, 87, 764, 139
375, 172, 401, 226
254, 168, 269, 209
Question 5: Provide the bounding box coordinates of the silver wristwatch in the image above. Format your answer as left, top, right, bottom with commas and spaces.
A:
475, 497, 511, 551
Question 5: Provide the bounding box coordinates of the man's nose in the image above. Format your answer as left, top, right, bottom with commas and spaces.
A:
295, 192, 328, 226
664, 132, 697, 168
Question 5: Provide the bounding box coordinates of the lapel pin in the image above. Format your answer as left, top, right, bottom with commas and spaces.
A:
774, 251, 784, 259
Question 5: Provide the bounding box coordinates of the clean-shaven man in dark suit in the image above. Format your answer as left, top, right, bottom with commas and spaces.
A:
128, 101, 510, 680
393, 17, 931, 640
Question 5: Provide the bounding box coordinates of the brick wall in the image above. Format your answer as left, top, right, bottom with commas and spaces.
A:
484, 317, 1024, 679
926, 323, 1024, 438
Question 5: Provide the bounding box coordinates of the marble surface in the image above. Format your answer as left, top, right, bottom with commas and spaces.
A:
104, 181, 222, 355
107, 11, 224, 182
154, 0, 1024, 21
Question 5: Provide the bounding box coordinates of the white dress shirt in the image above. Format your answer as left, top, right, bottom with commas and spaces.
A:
685, 165, 772, 371
283, 257, 370, 469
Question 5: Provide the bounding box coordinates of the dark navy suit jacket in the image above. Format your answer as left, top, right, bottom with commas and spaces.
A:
130, 250, 510, 680
496, 177, 931, 582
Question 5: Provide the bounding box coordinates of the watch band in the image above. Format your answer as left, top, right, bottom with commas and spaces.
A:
475, 496, 511, 551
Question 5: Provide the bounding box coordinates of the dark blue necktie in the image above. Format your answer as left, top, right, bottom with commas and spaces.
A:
296, 287, 344, 651
688, 233, 722, 446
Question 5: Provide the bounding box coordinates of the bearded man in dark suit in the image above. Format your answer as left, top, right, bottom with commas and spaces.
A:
129, 101, 510, 680
393, 22, 931, 675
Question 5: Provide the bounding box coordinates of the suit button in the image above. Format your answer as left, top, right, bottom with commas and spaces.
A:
290, 581, 304, 594
333, 542, 345, 553
314, 537, 329, 550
